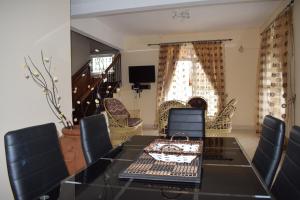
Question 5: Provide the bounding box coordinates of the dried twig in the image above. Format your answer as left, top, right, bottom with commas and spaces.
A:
24, 51, 73, 128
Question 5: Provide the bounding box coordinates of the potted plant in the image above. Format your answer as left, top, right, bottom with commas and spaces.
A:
24, 51, 79, 135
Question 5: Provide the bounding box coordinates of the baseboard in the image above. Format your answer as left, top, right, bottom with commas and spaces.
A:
232, 125, 255, 131
143, 124, 156, 129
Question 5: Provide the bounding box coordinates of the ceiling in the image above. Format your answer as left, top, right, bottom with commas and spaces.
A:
71, 0, 284, 36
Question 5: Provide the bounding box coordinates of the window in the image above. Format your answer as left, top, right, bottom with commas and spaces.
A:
166, 60, 192, 102
90, 54, 114, 75
166, 44, 219, 117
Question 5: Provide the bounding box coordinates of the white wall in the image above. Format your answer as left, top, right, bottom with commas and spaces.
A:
0, 1, 71, 199
117, 29, 260, 129
294, 0, 300, 125
71, 18, 124, 50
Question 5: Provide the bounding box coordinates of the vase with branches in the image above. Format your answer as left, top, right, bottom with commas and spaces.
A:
24, 51, 73, 129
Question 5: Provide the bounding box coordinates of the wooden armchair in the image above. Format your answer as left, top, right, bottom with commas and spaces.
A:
206, 98, 237, 135
103, 98, 143, 145
158, 100, 186, 134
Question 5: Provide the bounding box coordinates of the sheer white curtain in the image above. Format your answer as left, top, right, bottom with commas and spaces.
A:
256, 7, 294, 135
166, 43, 219, 117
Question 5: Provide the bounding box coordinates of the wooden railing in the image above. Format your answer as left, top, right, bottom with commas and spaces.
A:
106, 53, 122, 83
72, 53, 121, 123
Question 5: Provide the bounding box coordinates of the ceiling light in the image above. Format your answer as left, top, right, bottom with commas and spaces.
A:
172, 9, 190, 21
94, 49, 99, 52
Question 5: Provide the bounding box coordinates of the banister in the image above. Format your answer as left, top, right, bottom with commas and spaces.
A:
105, 53, 121, 74
77, 78, 102, 103
72, 60, 91, 82
72, 53, 121, 104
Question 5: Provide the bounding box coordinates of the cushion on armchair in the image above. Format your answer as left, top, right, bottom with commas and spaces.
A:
104, 98, 130, 117
103, 98, 143, 147
104, 98, 143, 129
128, 118, 143, 127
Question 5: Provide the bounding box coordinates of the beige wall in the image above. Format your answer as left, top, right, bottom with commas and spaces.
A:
294, 0, 300, 125
260, 0, 290, 31
115, 50, 159, 127
117, 28, 260, 129
71, 31, 91, 74
0, 1, 71, 199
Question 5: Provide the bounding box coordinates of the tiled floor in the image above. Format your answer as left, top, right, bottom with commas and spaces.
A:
227, 130, 260, 159
143, 128, 260, 160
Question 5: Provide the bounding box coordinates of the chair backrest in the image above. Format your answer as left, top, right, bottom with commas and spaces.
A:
159, 100, 186, 114
4, 123, 68, 200
158, 100, 186, 133
80, 114, 113, 165
103, 98, 130, 117
187, 96, 208, 110
216, 98, 237, 120
271, 126, 300, 200
167, 108, 205, 138
252, 115, 285, 188
208, 98, 237, 130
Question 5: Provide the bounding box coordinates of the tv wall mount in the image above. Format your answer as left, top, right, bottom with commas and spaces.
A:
132, 83, 151, 95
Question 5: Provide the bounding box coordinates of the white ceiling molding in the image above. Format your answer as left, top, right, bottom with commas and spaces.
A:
95, 0, 283, 36
70, 0, 284, 43
71, 0, 279, 17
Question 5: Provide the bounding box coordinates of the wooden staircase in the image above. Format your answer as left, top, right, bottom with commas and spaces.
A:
71, 53, 121, 124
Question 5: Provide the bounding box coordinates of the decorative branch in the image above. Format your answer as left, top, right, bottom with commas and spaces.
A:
24, 51, 73, 128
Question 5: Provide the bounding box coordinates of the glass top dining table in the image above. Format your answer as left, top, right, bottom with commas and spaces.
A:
45, 135, 274, 200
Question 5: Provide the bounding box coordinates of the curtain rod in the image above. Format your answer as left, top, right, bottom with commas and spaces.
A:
261, 0, 294, 35
147, 39, 232, 46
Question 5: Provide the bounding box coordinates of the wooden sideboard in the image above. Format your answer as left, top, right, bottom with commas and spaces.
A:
59, 133, 86, 175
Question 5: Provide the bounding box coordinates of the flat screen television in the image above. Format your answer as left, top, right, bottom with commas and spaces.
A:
129, 65, 155, 83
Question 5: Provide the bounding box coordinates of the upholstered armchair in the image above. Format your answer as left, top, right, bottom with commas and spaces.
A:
206, 98, 237, 135
103, 98, 143, 145
158, 100, 186, 134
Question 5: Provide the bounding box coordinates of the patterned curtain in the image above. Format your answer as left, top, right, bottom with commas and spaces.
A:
256, 7, 294, 134
192, 42, 226, 115
156, 44, 181, 112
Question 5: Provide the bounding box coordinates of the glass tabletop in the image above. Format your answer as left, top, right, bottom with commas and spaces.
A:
117, 136, 250, 166
54, 183, 271, 200
42, 136, 273, 200
123, 136, 240, 149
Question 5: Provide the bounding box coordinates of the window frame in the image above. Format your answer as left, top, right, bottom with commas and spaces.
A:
90, 53, 114, 76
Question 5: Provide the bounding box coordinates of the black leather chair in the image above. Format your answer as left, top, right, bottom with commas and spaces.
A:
4, 123, 68, 200
167, 108, 205, 138
80, 114, 113, 165
252, 115, 285, 188
271, 126, 300, 200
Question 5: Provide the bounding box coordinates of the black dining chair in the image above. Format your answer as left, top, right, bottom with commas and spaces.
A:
252, 115, 285, 188
4, 123, 68, 200
271, 126, 300, 200
80, 114, 113, 165
167, 108, 205, 138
